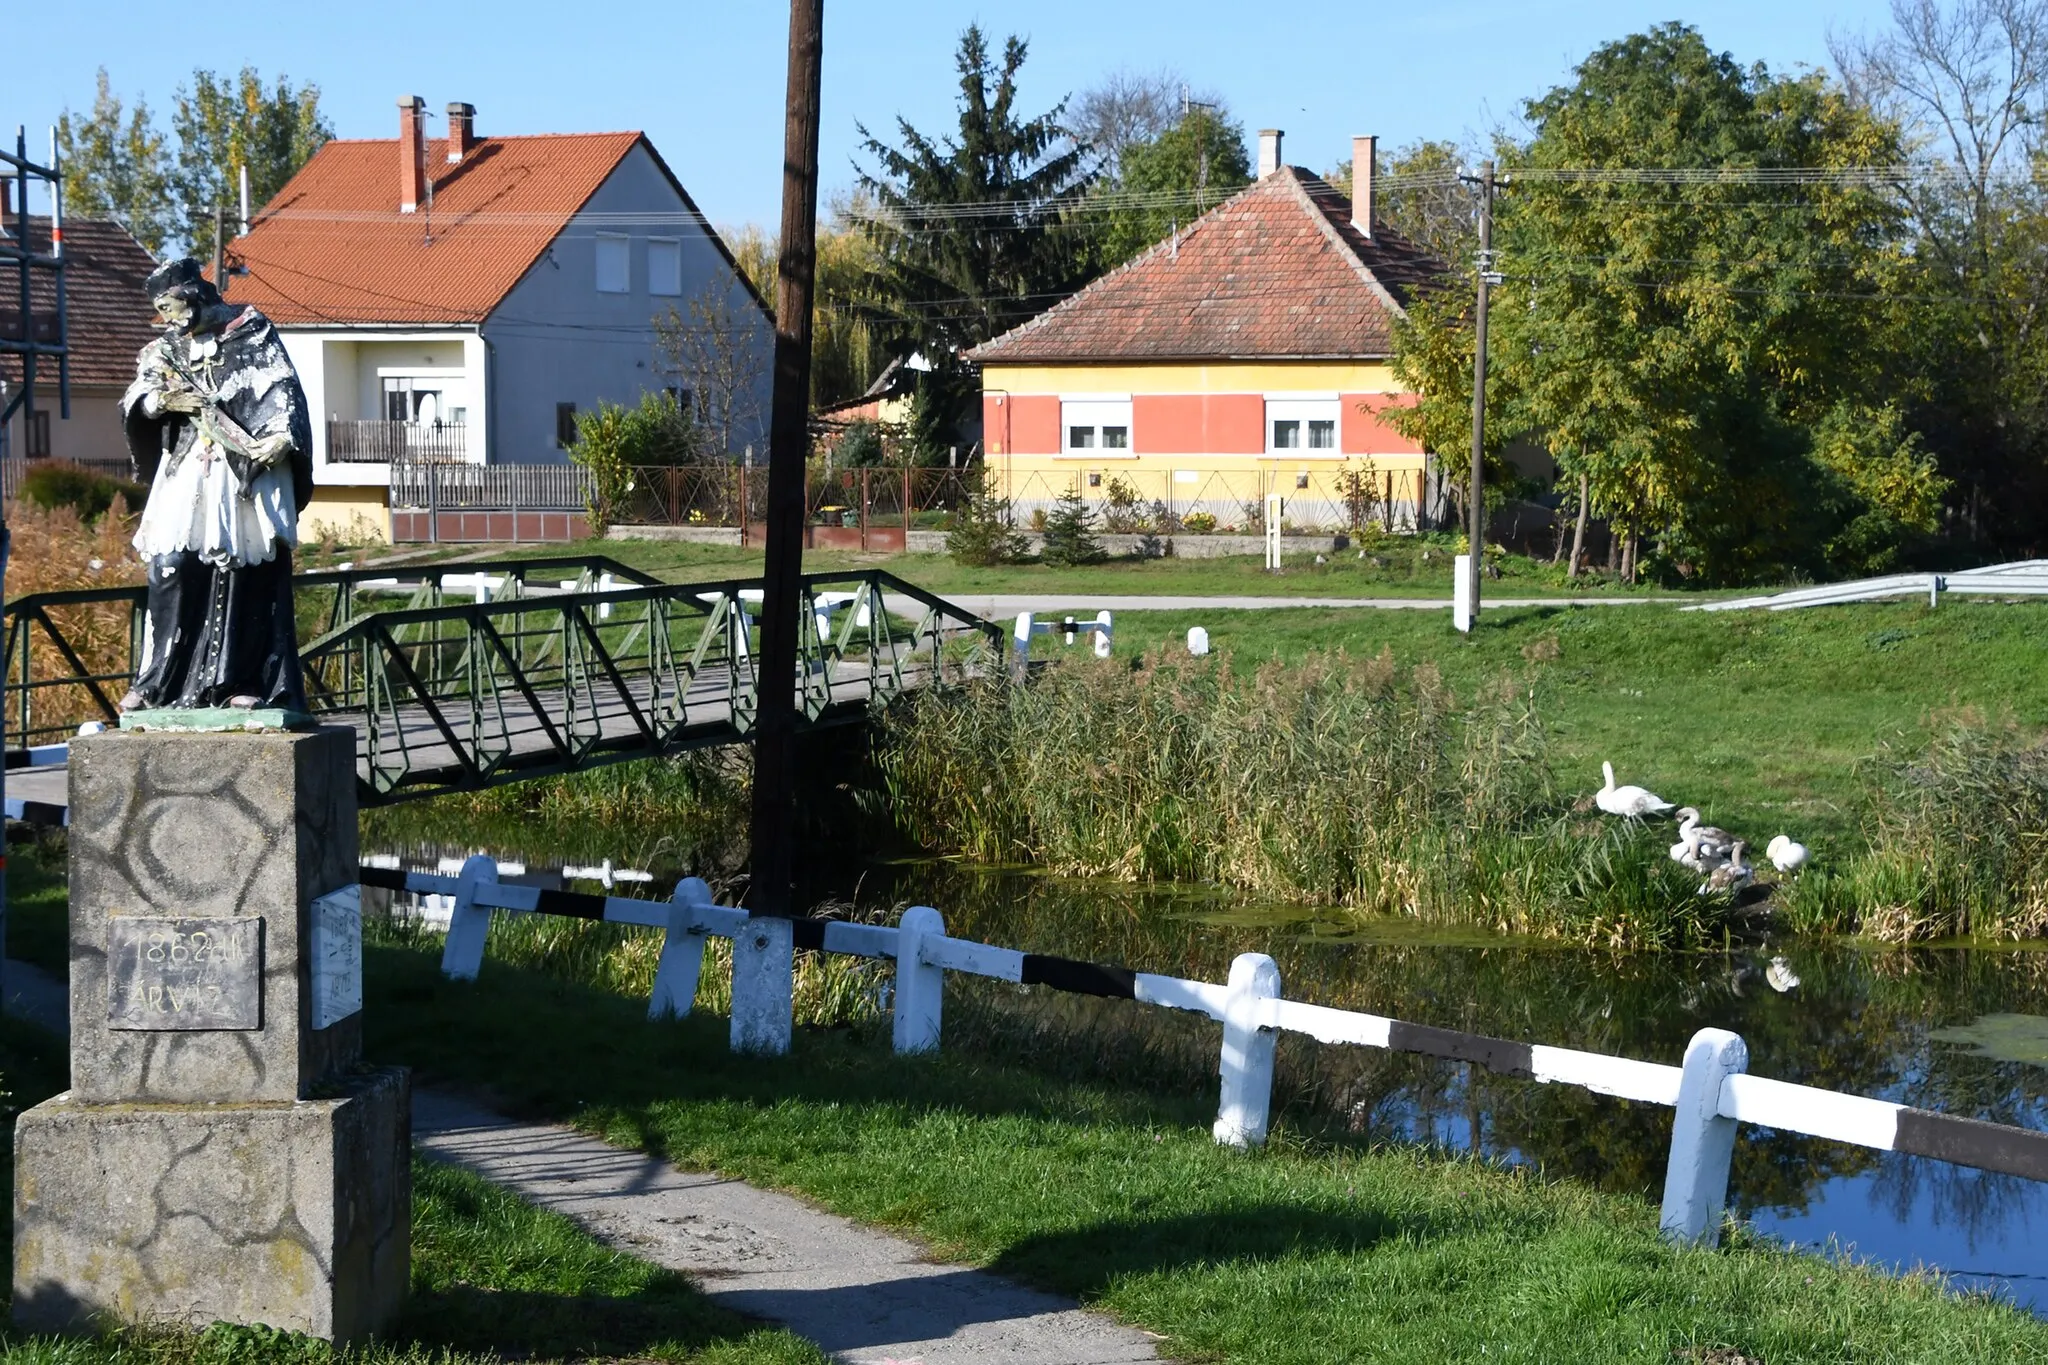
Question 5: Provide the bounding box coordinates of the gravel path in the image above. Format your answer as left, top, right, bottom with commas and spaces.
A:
2, 959, 1163, 1364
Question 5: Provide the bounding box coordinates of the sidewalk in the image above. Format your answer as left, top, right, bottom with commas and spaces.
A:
1, 958, 1162, 1365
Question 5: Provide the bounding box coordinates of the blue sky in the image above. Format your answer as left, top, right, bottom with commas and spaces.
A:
14, 1, 1901, 228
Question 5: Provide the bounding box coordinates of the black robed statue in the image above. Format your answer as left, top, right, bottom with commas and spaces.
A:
119, 259, 314, 713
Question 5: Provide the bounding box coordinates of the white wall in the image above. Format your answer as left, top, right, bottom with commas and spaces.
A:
482, 142, 773, 465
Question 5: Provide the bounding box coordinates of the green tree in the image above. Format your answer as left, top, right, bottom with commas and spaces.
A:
1096, 106, 1251, 266
946, 468, 1029, 565
1394, 23, 1918, 583
173, 67, 331, 259
855, 25, 1096, 359
55, 69, 174, 254
1040, 483, 1106, 566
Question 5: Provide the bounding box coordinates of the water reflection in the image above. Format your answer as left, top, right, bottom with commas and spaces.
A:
361, 828, 2048, 1312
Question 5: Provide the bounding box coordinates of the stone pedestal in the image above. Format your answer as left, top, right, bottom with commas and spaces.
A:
12, 728, 409, 1341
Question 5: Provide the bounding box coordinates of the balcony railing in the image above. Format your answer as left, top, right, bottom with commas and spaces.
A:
327, 419, 470, 464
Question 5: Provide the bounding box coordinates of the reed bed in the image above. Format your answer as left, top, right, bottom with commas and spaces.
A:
1778, 713, 2048, 943
877, 648, 1738, 948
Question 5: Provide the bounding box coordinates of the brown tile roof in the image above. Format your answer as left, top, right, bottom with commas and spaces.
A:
226, 132, 645, 325
968, 167, 1448, 365
0, 216, 159, 389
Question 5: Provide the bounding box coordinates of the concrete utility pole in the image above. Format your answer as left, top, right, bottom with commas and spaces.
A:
213, 205, 228, 298
1465, 160, 1498, 627
747, 0, 826, 922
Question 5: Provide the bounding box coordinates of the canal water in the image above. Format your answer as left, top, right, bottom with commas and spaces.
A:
364, 819, 2048, 1313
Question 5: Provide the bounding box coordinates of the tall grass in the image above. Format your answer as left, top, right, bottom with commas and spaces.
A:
1780, 713, 2048, 943
877, 648, 1739, 948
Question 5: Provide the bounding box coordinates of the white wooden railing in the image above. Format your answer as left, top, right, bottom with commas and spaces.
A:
360, 857, 2048, 1249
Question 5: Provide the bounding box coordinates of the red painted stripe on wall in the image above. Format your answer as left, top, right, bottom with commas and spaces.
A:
1343, 394, 1423, 455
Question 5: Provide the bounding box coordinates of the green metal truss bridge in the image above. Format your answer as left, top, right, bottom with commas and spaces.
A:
4, 555, 1003, 808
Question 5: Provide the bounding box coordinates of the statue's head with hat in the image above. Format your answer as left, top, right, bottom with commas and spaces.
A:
144, 257, 224, 335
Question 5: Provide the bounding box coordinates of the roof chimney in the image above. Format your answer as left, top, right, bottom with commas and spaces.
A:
398, 95, 426, 213
1352, 135, 1377, 237
1257, 129, 1284, 178
447, 102, 476, 164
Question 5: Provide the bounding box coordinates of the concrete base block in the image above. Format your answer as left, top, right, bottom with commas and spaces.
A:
12, 1068, 410, 1342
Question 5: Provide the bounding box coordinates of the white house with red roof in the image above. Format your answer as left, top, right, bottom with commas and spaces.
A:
967, 131, 1446, 533
229, 98, 771, 541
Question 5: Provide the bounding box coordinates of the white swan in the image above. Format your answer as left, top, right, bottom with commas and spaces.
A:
1670, 808, 1734, 869
1596, 761, 1674, 818
1699, 841, 1753, 895
1766, 834, 1809, 874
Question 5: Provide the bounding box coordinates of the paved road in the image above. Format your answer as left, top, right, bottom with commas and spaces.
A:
943, 592, 1680, 617
1, 959, 1162, 1364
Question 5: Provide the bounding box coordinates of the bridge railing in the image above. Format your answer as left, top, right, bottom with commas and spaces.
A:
6, 558, 1003, 787
0, 554, 662, 748
362, 854, 2048, 1249
298, 567, 1002, 800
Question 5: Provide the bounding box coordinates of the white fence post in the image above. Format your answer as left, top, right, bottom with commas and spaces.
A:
1012, 612, 1033, 681
649, 877, 713, 1021
439, 854, 498, 981
1212, 951, 1282, 1148
1659, 1028, 1749, 1246
893, 905, 945, 1054
730, 915, 795, 1055
1092, 610, 1113, 659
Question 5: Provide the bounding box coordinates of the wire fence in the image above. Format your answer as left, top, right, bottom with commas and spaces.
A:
998, 463, 1427, 535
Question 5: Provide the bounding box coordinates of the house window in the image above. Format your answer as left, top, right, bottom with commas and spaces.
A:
649, 238, 683, 296
1061, 398, 1132, 455
1266, 399, 1340, 455
26, 410, 51, 458
596, 234, 630, 294
556, 402, 579, 448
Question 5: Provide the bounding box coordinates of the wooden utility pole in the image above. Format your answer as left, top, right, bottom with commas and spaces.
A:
746, 0, 826, 920
1465, 161, 1497, 626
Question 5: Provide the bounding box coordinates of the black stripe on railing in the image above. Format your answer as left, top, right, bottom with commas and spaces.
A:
359, 865, 409, 891
1386, 1021, 1537, 1080
1893, 1109, 2048, 1181
533, 887, 608, 921
1021, 954, 1138, 999
7, 800, 67, 828
791, 918, 828, 951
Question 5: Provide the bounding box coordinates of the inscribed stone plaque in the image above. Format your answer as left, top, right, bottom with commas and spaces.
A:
310, 887, 362, 1029
106, 916, 263, 1030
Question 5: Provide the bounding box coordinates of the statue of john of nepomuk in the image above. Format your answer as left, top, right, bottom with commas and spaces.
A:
119, 258, 314, 713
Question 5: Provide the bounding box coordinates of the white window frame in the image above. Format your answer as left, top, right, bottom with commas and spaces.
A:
1265, 397, 1341, 457
1058, 397, 1135, 458
648, 237, 683, 297
595, 233, 631, 294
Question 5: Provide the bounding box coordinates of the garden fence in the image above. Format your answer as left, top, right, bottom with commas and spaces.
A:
362, 855, 2048, 1249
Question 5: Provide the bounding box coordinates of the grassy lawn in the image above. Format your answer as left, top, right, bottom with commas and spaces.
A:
7, 850, 2048, 1360
588, 535, 1705, 600
356, 942, 2048, 1364
1063, 598, 2048, 857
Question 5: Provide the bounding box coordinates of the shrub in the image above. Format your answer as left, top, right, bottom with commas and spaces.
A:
1040, 484, 1105, 566
1101, 475, 1148, 534
946, 470, 1029, 566
568, 391, 700, 532
1183, 511, 1218, 534
833, 419, 889, 468
18, 462, 148, 522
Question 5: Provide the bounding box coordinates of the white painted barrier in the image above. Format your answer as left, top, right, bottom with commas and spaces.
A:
1011, 611, 1113, 678
369, 855, 2048, 1250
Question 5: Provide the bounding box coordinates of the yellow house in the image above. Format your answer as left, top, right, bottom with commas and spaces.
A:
968, 132, 1446, 533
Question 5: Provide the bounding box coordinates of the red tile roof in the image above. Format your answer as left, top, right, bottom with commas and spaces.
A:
968, 167, 1447, 365
0, 216, 160, 388
226, 132, 646, 325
